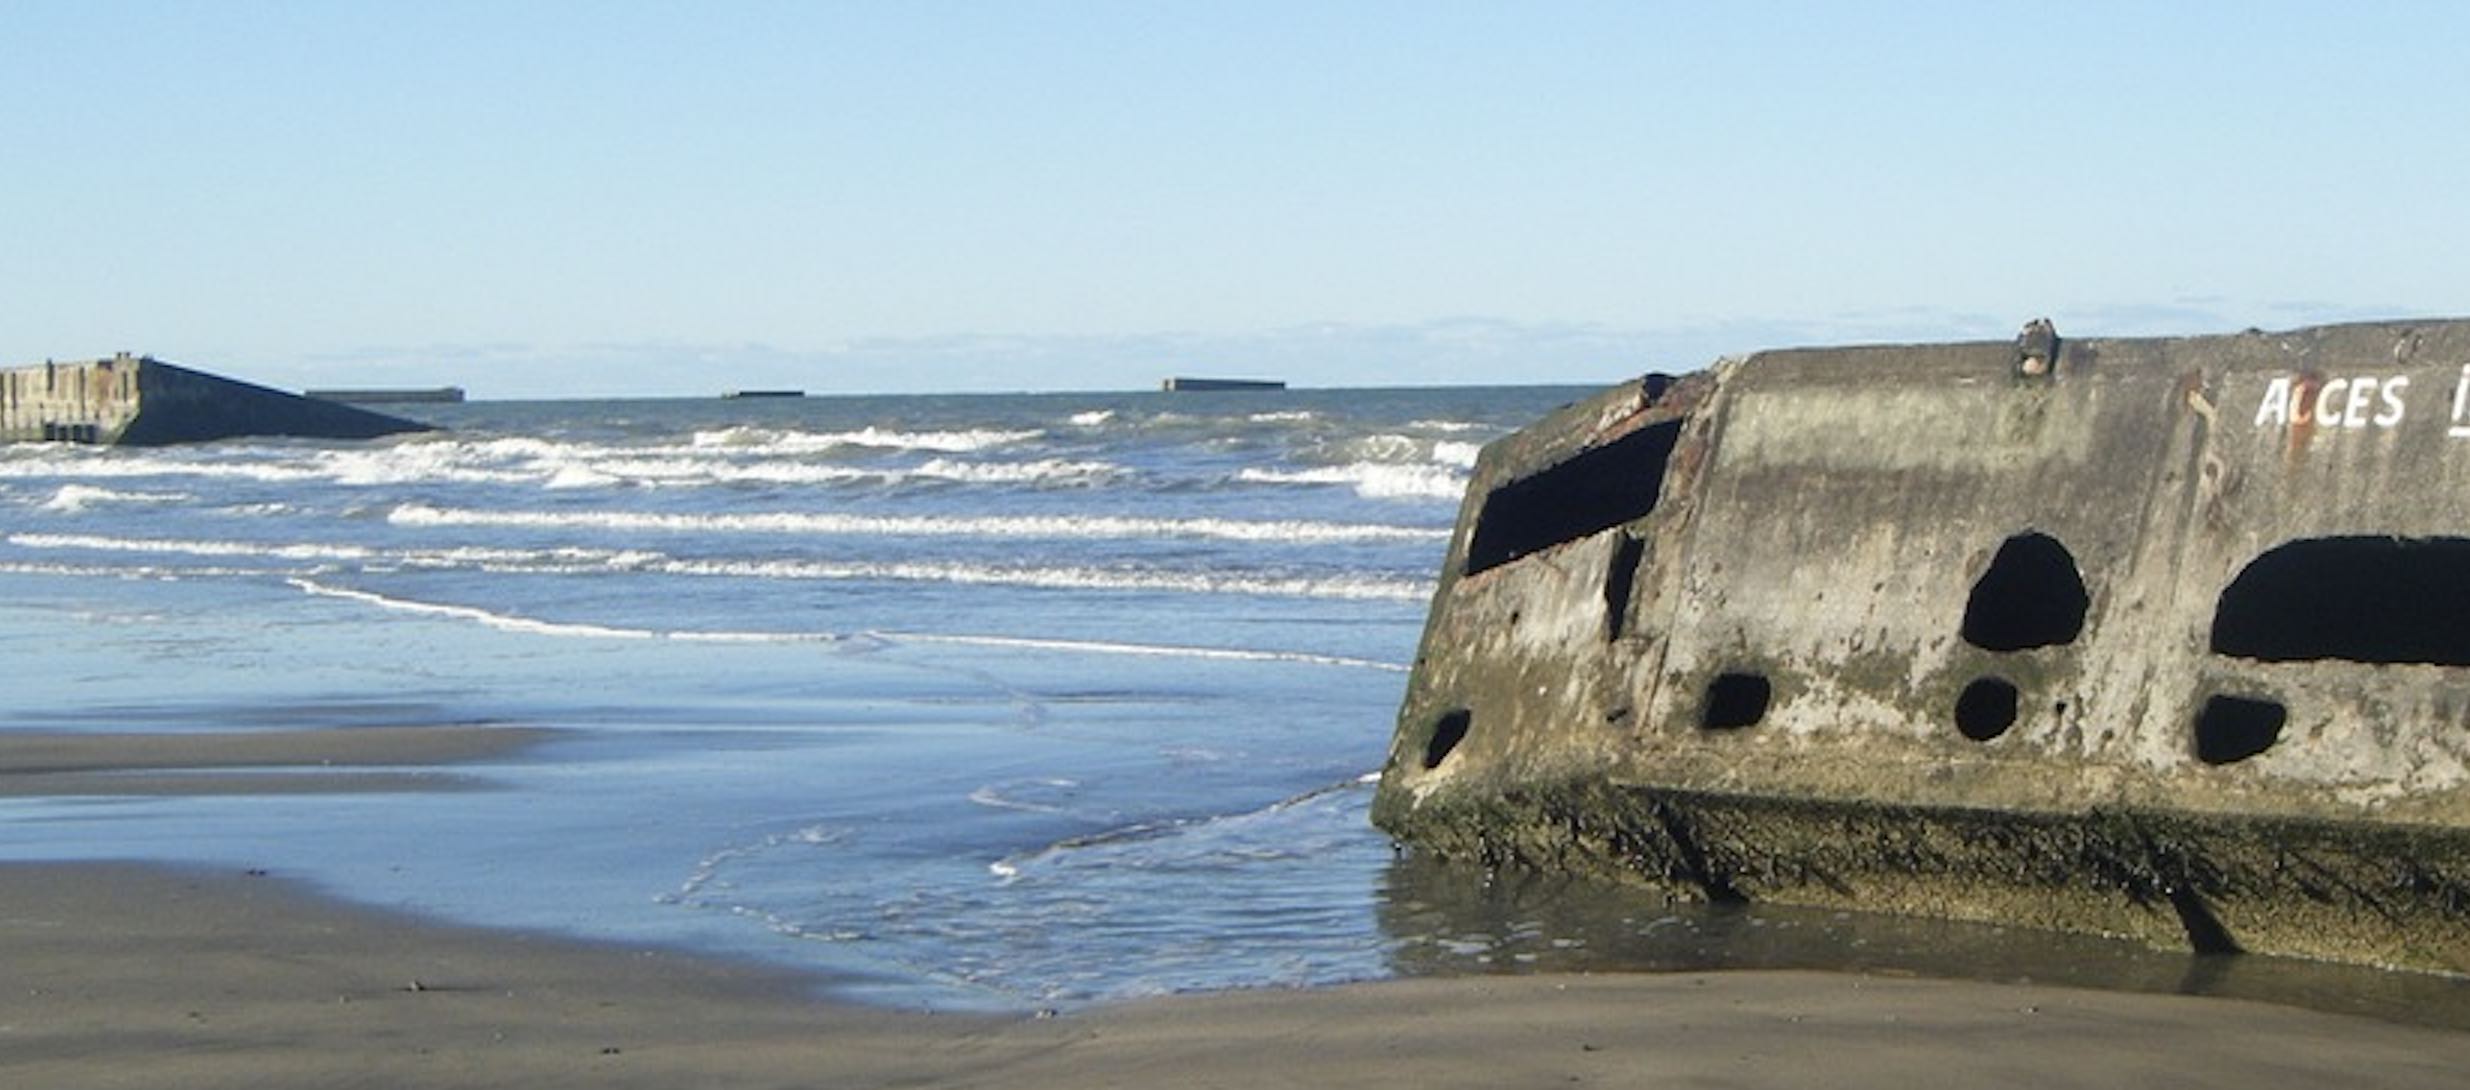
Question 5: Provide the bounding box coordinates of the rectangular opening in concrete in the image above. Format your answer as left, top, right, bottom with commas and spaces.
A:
1463, 419, 1682, 576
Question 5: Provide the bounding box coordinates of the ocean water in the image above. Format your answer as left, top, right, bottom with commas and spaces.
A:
8, 385, 2469, 1023
0, 386, 1579, 1008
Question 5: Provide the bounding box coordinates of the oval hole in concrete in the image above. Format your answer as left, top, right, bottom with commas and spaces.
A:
2194, 694, 2286, 765
1961, 532, 2090, 652
1701, 673, 1771, 730
2212, 537, 2470, 665
1955, 677, 2019, 741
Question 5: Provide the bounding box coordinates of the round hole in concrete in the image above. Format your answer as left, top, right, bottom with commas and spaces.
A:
1955, 677, 2019, 741
1701, 673, 1771, 730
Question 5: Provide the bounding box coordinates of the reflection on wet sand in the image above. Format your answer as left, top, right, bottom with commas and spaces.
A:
1377, 852, 2470, 1030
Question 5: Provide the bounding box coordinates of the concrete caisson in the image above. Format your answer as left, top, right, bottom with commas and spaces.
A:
2, 354, 432, 446
1372, 319, 2470, 972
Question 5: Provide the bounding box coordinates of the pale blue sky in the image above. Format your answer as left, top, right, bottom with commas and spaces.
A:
6, 2, 2466, 397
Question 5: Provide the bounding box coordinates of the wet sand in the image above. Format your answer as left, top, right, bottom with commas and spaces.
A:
8, 864, 2470, 1089
6, 727, 2470, 1087
0, 725, 556, 795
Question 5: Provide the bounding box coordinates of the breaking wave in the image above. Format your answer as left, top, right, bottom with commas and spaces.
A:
876, 630, 1409, 671
11, 532, 378, 562
386, 503, 1447, 544
278, 579, 1415, 667
0, 434, 1109, 492
13, 532, 1434, 601
1235, 463, 1468, 500
37, 484, 192, 512
689, 425, 1043, 453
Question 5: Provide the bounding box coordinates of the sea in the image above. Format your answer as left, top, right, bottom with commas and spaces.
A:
5, 385, 2468, 1021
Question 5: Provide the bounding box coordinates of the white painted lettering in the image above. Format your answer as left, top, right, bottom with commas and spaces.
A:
2377, 376, 2410, 428
2343, 378, 2377, 428
2312, 378, 2344, 426
2256, 377, 2292, 427
2256, 372, 2421, 433
2451, 365, 2470, 438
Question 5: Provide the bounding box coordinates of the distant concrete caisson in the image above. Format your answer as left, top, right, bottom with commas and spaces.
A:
1374, 318, 2470, 974
2, 354, 434, 446
303, 386, 467, 405
1161, 377, 1285, 392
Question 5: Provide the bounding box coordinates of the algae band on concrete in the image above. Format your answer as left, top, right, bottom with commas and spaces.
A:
1373, 318, 2470, 974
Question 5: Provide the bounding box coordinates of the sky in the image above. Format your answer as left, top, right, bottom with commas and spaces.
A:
6, 2, 2469, 398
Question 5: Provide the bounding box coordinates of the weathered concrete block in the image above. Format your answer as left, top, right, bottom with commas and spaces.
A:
1, 354, 432, 446
1374, 319, 2470, 972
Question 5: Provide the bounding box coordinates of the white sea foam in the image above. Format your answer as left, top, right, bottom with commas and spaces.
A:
1236, 463, 1468, 500
39, 484, 191, 512
271, 577, 1409, 673
967, 778, 1083, 814
519, 454, 1113, 490
658, 556, 1431, 600
291, 579, 878, 646
5, 531, 654, 575
9, 532, 377, 562
1344, 434, 1423, 463
0, 453, 324, 483
0, 560, 270, 580
10, 531, 1434, 600
988, 778, 1376, 877
543, 464, 625, 490
690, 425, 1042, 454
1431, 440, 1482, 469
286, 578, 662, 639
387, 503, 1446, 544
1066, 410, 1116, 427
875, 630, 1410, 671
313, 445, 539, 486
909, 457, 1119, 486
562, 456, 878, 488
1337, 433, 1483, 471
5, 431, 1096, 494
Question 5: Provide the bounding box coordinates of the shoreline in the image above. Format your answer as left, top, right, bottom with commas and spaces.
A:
7, 861, 2470, 1089
6, 723, 2470, 1086
0, 725, 557, 796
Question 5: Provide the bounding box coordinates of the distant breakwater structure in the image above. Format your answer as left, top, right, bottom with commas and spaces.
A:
3, 354, 434, 445
303, 386, 466, 405
1162, 377, 1285, 392
1374, 318, 2470, 974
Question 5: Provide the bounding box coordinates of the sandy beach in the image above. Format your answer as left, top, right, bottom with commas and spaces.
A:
4, 729, 2470, 1089
0, 725, 557, 797
7, 862, 2470, 1089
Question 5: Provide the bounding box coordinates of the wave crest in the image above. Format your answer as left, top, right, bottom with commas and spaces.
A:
1236, 463, 1467, 500
39, 484, 191, 512
387, 503, 1446, 544
690, 425, 1042, 453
